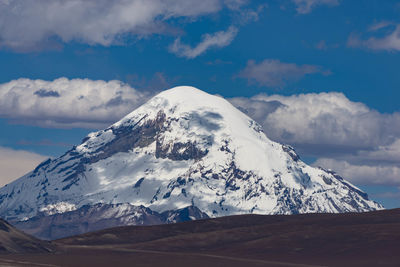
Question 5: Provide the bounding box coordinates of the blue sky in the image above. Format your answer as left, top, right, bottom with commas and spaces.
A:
0, 0, 400, 208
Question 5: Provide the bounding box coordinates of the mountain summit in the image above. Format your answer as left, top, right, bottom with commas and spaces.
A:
0, 86, 382, 237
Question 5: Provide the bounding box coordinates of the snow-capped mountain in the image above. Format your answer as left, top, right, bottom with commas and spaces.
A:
0, 86, 382, 226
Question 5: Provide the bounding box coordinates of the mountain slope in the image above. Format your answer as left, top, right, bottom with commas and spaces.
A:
0, 86, 382, 225
0, 219, 53, 253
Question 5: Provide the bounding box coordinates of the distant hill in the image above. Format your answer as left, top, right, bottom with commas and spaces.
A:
0, 219, 53, 254
13, 204, 208, 240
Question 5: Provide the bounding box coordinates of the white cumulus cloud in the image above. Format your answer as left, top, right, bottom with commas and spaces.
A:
312, 137, 400, 186
0, 78, 149, 128
230, 92, 400, 152
314, 158, 400, 186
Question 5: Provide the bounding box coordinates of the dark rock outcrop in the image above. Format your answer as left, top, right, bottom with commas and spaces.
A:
161, 206, 209, 223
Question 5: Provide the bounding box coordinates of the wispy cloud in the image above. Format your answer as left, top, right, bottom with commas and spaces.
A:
223, 0, 249, 10
230, 3, 267, 25
206, 59, 233, 65
292, 0, 339, 14
314, 40, 339, 50
238, 59, 330, 87
169, 26, 238, 59
367, 21, 393, 32
348, 22, 400, 52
